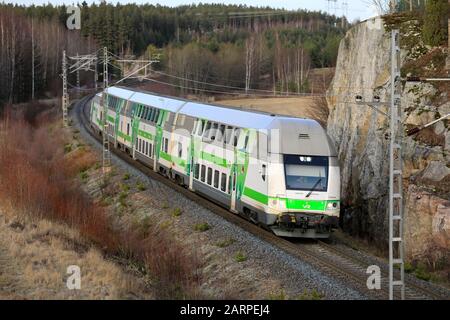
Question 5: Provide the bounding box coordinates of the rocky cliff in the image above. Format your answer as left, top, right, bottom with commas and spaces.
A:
327, 15, 449, 268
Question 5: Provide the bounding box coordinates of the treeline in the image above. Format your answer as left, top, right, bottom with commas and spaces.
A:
392, 0, 448, 46
0, 2, 347, 103
162, 29, 341, 95
78, 3, 346, 94
78, 3, 347, 54
0, 5, 96, 106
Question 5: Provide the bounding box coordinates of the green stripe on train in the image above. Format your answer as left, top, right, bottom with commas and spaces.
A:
138, 130, 153, 140
200, 151, 228, 168
160, 151, 186, 168
117, 131, 132, 142
243, 187, 268, 205
242, 187, 329, 211
283, 198, 327, 211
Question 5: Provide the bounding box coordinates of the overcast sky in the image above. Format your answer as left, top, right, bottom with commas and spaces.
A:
5, 0, 378, 22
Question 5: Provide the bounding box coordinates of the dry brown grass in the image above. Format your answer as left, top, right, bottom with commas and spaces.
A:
0, 209, 148, 299
0, 103, 203, 299
218, 96, 329, 127
218, 96, 316, 118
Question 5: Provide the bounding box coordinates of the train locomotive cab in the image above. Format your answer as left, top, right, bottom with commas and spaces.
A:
266, 119, 340, 238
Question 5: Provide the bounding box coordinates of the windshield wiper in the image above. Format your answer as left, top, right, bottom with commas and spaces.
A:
305, 177, 322, 198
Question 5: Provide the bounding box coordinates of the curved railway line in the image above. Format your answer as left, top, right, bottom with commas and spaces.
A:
73, 94, 449, 300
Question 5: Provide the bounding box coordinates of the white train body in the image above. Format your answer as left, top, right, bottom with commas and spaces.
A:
90, 86, 340, 238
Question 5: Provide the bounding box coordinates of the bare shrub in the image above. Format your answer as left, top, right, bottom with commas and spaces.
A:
307, 97, 330, 128
0, 106, 203, 299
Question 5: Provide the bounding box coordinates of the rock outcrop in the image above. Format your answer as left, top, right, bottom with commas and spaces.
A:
327, 16, 449, 265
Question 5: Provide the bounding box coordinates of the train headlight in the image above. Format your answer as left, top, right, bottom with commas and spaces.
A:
326, 201, 340, 210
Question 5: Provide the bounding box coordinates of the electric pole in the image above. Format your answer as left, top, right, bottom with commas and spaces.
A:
355, 29, 404, 300
101, 47, 111, 175
76, 52, 80, 98
388, 29, 405, 300
31, 18, 35, 100
62, 50, 69, 127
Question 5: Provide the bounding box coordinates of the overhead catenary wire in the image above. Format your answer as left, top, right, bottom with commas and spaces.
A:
150, 69, 322, 96
128, 68, 389, 98
121, 74, 392, 105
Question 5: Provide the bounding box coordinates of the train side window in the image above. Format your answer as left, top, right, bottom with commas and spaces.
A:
194, 164, 200, 180
178, 142, 182, 158
203, 121, 211, 138
127, 123, 130, 136
210, 123, 218, 141
137, 105, 142, 118
233, 128, 241, 147
214, 170, 219, 188
150, 108, 154, 121
224, 126, 233, 144
207, 168, 212, 185
159, 111, 166, 126
138, 139, 141, 152
196, 120, 205, 136
192, 120, 198, 134
150, 108, 155, 122
149, 143, 153, 158
217, 124, 225, 143
201, 165, 206, 182
220, 173, 226, 192
142, 107, 148, 120
154, 110, 160, 124
244, 132, 249, 150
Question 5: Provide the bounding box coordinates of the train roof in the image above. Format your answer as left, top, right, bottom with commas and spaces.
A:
107, 86, 317, 129
179, 101, 276, 129
104, 86, 135, 100
103, 86, 337, 156
128, 91, 188, 113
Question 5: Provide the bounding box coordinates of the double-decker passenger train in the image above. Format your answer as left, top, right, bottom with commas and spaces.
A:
90, 86, 340, 238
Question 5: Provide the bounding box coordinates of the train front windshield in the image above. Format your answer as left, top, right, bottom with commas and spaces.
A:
284, 155, 329, 191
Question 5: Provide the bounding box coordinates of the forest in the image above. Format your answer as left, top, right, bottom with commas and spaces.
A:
0, 1, 446, 106
0, 3, 348, 106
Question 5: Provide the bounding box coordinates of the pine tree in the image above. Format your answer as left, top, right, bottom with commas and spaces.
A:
422, 0, 449, 47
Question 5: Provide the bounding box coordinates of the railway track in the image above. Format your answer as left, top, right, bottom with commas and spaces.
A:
73, 96, 449, 300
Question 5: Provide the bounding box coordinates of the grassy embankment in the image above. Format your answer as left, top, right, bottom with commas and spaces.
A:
0, 103, 203, 299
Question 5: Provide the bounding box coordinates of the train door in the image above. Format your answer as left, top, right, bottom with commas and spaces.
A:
188, 132, 195, 191
230, 148, 238, 213
131, 103, 139, 160
230, 171, 237, 213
